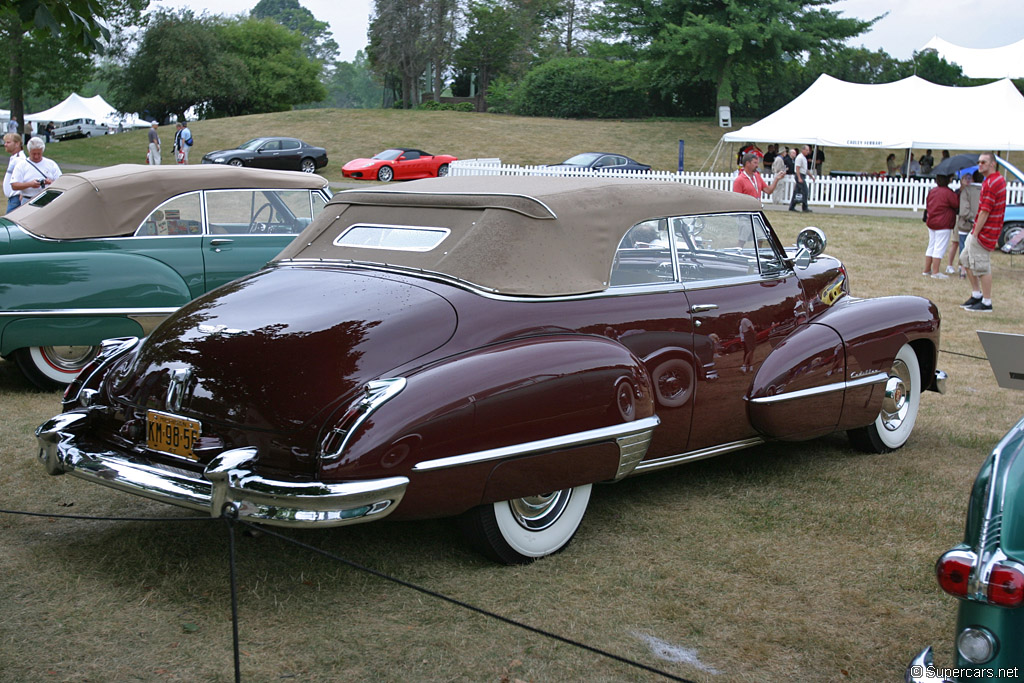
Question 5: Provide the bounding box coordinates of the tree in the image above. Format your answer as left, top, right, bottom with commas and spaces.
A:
594, 0, 877, 112
251, 0, 339, 66
423, 0, 458, 101
210, 17, 326, 116
454, 0, 520, 104
911, 50, 964, 86
313, 51, 385, 109
367, 0, 430, 108
2, 0, 145, 135
110, 10, 246, 122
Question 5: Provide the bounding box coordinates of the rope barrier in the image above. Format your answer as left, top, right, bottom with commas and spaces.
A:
0, 507, 697, 683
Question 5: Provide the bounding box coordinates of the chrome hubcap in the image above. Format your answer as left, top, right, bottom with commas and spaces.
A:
42, 345, 99, 371
880, 359, 911, 432
509, 490, 572, 531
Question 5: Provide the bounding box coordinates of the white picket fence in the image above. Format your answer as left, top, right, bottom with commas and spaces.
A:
449, 158, 1024, 212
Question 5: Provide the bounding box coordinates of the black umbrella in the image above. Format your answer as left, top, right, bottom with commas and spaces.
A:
933, 153, 978, 177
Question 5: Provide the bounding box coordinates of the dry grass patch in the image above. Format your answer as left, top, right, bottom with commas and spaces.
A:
2, 210, 1023, 681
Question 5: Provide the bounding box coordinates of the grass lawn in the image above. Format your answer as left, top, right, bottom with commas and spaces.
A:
41, 109, 1024, 182
2, 113, 1024, 681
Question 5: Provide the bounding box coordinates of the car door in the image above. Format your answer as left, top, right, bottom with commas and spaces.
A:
202, 188, 325, 290
673, 212, 806, 452
276, 139, 303, 170
126, 192, 207, 300
252, 140, 282, 169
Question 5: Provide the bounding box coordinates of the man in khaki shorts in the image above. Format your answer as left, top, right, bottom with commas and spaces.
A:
960, 153, 1005, 313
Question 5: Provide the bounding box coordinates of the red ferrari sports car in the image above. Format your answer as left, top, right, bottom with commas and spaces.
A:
342, 148, 457, 182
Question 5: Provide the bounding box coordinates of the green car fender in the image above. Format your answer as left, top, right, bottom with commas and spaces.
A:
0, 251, 194, 356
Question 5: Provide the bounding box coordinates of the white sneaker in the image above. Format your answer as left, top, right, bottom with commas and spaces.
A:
931, 273, 949, 279
945, 265, 955, 274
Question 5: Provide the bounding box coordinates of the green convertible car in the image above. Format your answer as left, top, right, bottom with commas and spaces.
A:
0, 164, 331, 389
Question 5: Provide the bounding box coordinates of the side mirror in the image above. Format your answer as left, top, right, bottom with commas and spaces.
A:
792, 227, 826, 269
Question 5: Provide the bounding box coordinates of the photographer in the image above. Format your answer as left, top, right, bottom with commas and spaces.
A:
10, 137, 61, 205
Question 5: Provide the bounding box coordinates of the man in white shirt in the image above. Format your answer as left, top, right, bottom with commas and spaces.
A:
788, 145, 813, 213
10, 137, 61, 205
3, 133, 26, 213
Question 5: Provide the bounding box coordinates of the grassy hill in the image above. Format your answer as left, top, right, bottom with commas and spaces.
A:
45, 109, 1016, 182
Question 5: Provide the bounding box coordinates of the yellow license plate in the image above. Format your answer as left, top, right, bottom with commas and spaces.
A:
146, 410, 201, 460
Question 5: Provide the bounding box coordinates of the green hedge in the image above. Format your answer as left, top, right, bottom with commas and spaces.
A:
417, 100, 476, 112
512, 58, 652, 119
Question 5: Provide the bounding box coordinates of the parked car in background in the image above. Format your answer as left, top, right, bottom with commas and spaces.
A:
342, 148, 457, 182
999, 204, 1023, 254
52, 118, 109, 140
547, 152, 652, 173
1, 164, 331, 388
201, 137, 329, 173
38, 177, 944, 565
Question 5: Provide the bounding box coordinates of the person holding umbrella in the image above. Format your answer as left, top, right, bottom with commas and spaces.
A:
944, 168, 981, 277
960, 153, 1006, 313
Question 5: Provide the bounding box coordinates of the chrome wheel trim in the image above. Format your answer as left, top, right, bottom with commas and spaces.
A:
228, 158, 244, 167
880, 360, 910, 432
300, 158, 315, 173
29, 345, 100, 383
378, 166, 393, 182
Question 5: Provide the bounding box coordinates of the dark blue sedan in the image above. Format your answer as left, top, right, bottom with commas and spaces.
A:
548, 152, 651, 173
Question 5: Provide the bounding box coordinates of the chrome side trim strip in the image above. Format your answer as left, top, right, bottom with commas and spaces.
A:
321, 378, 407, 461
746, 372, 888, 405
0, 307, 179, 317
631, 437, 765, 474
412, 415, 661, 472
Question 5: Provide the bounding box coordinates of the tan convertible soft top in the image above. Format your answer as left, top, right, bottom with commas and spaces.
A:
276, 176, 761, 296
9, 164, 330, 240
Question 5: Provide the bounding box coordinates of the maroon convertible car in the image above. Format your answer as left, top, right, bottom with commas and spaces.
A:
37, 177, 945, 564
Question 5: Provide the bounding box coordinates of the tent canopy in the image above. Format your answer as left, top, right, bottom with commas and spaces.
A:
25, 93, 117, 123
722, 74, 1024, 152
922, 36, 1024, 80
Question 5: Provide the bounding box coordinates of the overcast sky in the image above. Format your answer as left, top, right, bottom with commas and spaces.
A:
153, 0, 1024, 63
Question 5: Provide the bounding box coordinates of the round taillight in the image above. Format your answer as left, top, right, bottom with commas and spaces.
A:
986, 564, 1024, 607
937, 551, 975, 597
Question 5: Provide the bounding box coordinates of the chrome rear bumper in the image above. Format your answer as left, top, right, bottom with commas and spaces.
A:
906, 647, 956, 683
36, 411, 408, 528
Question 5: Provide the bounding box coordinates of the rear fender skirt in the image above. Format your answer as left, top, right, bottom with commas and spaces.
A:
319, 334, 657, 516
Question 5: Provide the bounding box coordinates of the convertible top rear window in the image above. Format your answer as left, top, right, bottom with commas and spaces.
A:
334, 224, 450, 251
28, 190, 63, 208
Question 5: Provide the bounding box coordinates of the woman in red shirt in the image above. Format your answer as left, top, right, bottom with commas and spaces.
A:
922, 174, 959, 278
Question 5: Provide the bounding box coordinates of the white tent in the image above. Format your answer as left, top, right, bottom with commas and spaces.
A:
25, 92, 118, 124
922, 36, 1024, 80
721, 74, 1024, 152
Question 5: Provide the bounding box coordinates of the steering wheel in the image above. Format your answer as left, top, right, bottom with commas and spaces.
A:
248, 202, 274, 233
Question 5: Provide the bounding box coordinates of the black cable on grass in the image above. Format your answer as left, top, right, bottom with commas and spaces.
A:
0, 508, 213, 522
243, 521, 698, 683
939, 348, 989, 362
1, 507, 699, 682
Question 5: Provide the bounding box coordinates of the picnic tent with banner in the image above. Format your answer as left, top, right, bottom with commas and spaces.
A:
714, 74, 1024, 171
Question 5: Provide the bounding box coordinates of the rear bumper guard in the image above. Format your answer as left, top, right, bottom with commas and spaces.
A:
36, 411, 408, 528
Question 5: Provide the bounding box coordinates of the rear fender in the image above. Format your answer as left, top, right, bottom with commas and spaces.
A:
319, 334, 656, 519
0, 252, 191, 356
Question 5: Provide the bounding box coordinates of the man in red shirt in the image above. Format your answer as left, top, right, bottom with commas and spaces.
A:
960, 153, 1006, 312
732, 152, 784, 203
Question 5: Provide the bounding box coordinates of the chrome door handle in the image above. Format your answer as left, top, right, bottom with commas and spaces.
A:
210, 238, 233, 246
690, 304, 719, 313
